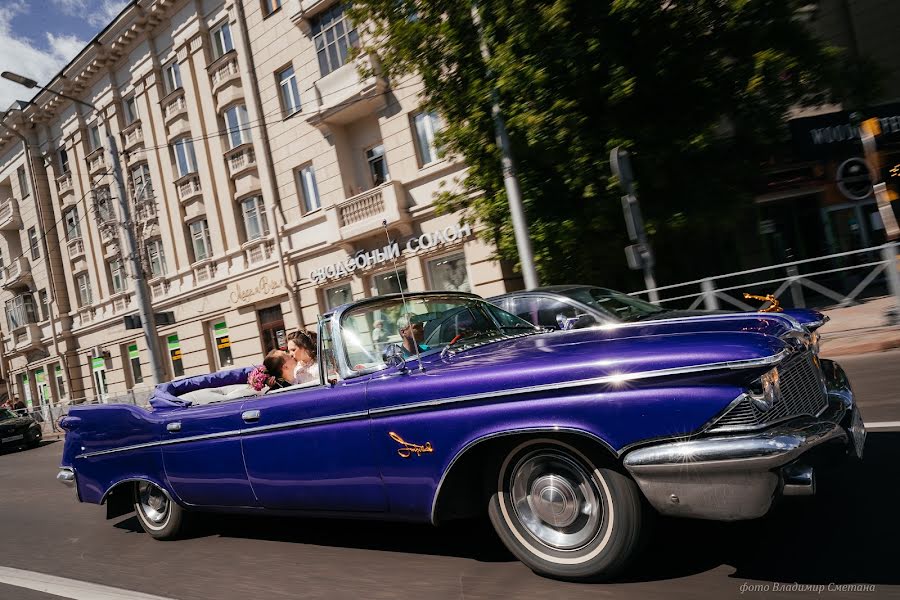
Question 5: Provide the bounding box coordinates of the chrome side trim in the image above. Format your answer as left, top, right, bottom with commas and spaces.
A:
78, 351, 788, 460
429, 427, 617, 525
587, 312, 804, 333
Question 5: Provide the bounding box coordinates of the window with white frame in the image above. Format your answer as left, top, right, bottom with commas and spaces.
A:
88, 124, 102, 152
163, 61, 182, 95
123, 96, 139, 125
94, 187, 114, 222
146, 239, 167, 278
277, 66, 301, 115
297, 165, 321, 213
224, 104, 251, 148
126, 343, 143, 385
109, 259, 125, 294
17, 166, 28, 197
240, 196, 269, 241
211, 21, 234, 60
5, 294, 37, 330
174, 138, 198, 177
130, 163, 154, 201
59, 148, 70, 173
28, 227, 39, 260
38, 290, 49, 321
311, 4, 359, 77
75, 272, 93, 307
64, 208, 81, 240
190, 219, 213, 262
413, 111, 443, 165
366, 144, 389, 187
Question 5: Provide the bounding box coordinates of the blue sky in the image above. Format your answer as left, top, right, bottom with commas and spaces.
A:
0, 0, 129, 110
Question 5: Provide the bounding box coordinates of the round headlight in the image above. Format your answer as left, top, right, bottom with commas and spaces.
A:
749, 368, 780, 412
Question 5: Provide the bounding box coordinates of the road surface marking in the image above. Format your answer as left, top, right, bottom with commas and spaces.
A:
864, 420, 900, 430
0, 566, 176, 600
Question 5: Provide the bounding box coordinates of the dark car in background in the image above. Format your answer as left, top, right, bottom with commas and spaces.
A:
0, 408, 43, 451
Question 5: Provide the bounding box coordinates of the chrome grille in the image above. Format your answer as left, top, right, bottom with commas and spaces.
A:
711, 352, 828, 431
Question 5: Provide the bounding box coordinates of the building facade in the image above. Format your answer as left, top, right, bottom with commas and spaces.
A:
0, 0, 519, 412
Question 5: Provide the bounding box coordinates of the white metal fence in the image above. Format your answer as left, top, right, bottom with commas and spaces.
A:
12, 385, 156, 436
629, 243, 900, 312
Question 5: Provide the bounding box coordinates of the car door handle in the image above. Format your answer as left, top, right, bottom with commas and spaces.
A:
241, 410, 261, 423
166, 422, 181, 433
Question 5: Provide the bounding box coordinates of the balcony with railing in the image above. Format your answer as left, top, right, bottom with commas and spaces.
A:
67, 237, 85, 260
226, 145, 257, 179
56, 172, 74, 195
242, 237, 275, 267
149, 277, 170, 300
111, 292, 133, 314
177, 175, 202, 203
10, 322, 42, 353
0, 197, 21, 230
164, 91, 188, 124
192, 259, 218, 284
86, 148, 105, 176
209, 53, 242, 111
305, 54, 387, 128
123, 123, 144, 150
2, 256, 32, 290
335, 180, 409, 242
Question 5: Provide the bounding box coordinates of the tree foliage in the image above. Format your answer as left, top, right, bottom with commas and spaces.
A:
349, 0, 872, 288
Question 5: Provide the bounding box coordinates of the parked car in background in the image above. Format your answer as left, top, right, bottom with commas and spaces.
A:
0, 408, 42, 451
58, 291, 861, 581
489, 285, 828, 332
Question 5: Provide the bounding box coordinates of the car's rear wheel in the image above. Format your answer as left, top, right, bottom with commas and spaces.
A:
133, 481, 184, 539
487, 438, 647, 581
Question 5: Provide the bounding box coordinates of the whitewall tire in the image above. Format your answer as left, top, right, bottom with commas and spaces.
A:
133, 481, 185, 540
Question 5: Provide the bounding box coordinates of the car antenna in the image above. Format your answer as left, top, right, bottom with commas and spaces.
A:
382, 219, 425, 373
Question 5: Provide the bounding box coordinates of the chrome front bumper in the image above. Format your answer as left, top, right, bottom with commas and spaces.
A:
623, 359, 863, 521
57, 467, 75, 488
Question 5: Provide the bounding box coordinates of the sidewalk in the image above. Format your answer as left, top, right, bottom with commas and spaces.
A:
819, 296, 900, 357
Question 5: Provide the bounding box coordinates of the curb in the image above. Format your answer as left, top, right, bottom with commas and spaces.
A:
821, 337, 900, 357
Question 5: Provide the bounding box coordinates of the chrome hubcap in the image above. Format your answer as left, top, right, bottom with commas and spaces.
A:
510, 450, 602, 551
138, 482, 169, 524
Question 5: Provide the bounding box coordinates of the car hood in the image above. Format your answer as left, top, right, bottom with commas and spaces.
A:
0, 416, 34, 434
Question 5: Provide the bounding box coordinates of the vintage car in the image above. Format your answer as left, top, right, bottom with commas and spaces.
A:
488, 284, 827, 331
57, 292, 864, 581
0, 408, 43, 451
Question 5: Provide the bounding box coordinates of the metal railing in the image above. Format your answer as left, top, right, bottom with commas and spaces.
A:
17, 385, 158, 436
629, 243, 900, 311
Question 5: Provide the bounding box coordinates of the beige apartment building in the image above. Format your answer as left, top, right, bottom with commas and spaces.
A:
0, 0, 519, 412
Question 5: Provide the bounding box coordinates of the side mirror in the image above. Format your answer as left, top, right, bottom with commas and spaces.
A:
556, 313, 593, 331
382, 345, 408, 373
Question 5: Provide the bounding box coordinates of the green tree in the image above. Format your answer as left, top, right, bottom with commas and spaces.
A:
349, 0, 871, 288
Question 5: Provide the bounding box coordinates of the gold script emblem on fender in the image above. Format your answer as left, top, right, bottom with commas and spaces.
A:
389, 432, 433, 458
743, 293, 783, 313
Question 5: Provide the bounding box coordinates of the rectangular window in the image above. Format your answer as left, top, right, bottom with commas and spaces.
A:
59, 148, 70, 174
0, 247, 4, 270
258, 305, 286, 354
146, 239, 167, 278
264, 0, 282, 15
64, 208, 81, 240
38, 290, 49, 321
311, 4, 359, 77
371, 268, 408, 296
413, 111, 443, 165
55, 364, 66, 400
167, 334, 185, 378
5, 294, 37, 330
190, 219, 213, 262
241, 196, 270, 241
88, 125, 102, 151
174, 138, 198, 177
163, 61, 182, 95
92, 356, 108, 399
366, 144, 389, 187
277, 66, 301, 115
211, 321, 234, 368
17, 166, 28, 197
110, 259, 125, 294
28, 227, 39, 260
324, 283, 352, 310
130, 163, 154, 201
427, 252, 471, 293
224, 105, 251, 148
94, 187, 114, 222
211, 22, 234, 60
128, 343, 144, 385
123, 96, 139, 125
298, 165, 321, 213
76, 273, 93, 307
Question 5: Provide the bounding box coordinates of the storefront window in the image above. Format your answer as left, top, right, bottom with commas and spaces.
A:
127, 343, 143, 385
54, 364, 66, 400
371, 268, 407, 296
427, 253, 470, 293
258, 305, 286, 353
167, 334, 184, 378
92, 356, 108, 401
211, 321, 234, 368
325, 283, 353, 310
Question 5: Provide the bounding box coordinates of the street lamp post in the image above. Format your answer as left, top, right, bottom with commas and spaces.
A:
3, 71, 166, 386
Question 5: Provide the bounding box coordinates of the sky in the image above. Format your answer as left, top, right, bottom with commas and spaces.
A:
0, 0, 129, 111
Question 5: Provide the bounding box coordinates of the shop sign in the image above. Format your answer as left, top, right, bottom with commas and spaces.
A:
309, 223, 473, 285
789, 102, 900, 159
229, 273, 284, 306
91, 357, 105, 371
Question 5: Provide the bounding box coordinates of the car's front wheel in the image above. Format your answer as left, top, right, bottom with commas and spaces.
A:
487, 439, 648, 581
133, 481, 185, 540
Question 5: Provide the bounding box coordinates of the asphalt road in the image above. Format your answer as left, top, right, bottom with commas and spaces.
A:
0, 351, 897, 600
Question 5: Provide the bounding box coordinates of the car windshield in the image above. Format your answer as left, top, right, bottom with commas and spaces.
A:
565, 287, 666, 322
339, 295, 537, 373
0, 409, 17, 421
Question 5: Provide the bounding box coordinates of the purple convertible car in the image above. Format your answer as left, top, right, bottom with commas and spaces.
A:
57, 291, 865, 581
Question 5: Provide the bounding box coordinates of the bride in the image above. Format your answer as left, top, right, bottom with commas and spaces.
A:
287, 329, 320, 385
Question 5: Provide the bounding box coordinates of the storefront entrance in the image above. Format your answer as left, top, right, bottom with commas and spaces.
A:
259, 305, 286, 353
822, 200, 884, 255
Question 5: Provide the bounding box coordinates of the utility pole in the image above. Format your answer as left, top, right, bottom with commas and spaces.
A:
470, 2, 539, 290
2, 71, 166, 385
